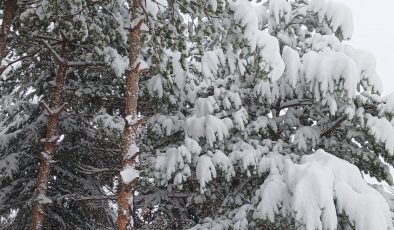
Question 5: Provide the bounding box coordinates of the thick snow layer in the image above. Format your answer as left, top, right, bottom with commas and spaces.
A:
103, 46, 128, 77
196, 155, 217, 193
155, 138, 201, 186
365, 115, 394, 155
120, 166, 139, 184
294, 126, 320, 151
380, 92, 394, 114
185, 97, 233, 147
230, 0, 285, 81
147, 75, 164, 98
344, 45, 383, 94
302, 50, 360, 101
212, 150, 235, 181
230, 142, 259, 174
282, 46, 300, 88
185, 114, 232, 147
254, 149, 393, 230
308, 0, 353, 39
144, 0, 167, 19
269, 0, 291, 26
201, 49, 225, 79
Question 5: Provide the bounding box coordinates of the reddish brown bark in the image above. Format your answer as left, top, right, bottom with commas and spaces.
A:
117, 0, 143, 229
0, 0, 17, 63
30, 47, 68, 230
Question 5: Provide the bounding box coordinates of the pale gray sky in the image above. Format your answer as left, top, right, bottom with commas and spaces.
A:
339, 0, 394, 95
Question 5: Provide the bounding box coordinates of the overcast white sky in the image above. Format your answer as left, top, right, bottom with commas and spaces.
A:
339, 0, 394, 95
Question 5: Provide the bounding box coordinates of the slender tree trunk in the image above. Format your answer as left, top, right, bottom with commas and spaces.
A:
30, 46, 68, 230
0, 0, 17, 62
117, 0, 143, 229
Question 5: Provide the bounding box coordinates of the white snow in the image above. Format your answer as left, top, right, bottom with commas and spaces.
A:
103, 47, 128, 77
302, 50, 360, 102
230, 0, 285, 81
144, 0, 168, 19
147, 75, 164, 98
94, 113, 124, 131
254, 149, 393, 230
282, 46, 300, 88
201, 49, 225, 79
212, 150, 235, 181
380, 92, 394, 114
365, 114, 394, 155
196, 155, 217, 193
120, 166, 139, 184
269, 0, 291, 26
308, 0, 353, 39
125, 144, 139, 160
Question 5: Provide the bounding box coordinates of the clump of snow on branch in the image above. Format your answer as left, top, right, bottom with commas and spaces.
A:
93, 113, 124, 131
344, 45, 383, 94
302, 50, 360, 101
293, 126, 321, 151
282, 46, 300, 88
201, 49, 226, 79
155, 138, 201, 187
365, 114, 394, 155
144, 0, 168, 19
185, 97, 233, 147
230, 0, 285, 81
120, 166, 139, 184
379, 92, 394, 115
254, 149, 393, 230
308, 0, 353, 39
196, 155, 217, 193
103, 47, 128, 77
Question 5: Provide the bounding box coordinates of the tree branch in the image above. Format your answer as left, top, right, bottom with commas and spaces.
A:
321, 115, 347, 137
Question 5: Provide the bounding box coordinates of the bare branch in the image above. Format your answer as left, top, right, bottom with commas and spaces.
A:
41, 40, 66, 65
279, 99, 313, 110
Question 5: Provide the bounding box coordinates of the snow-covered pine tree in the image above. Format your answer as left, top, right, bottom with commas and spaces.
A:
142, 0, 394, 229
116, 0, 144, 228
0, 0, 129, 228
1, 0, 393, 229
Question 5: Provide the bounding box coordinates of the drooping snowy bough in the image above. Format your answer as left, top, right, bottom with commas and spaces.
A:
143, 0, 394, 229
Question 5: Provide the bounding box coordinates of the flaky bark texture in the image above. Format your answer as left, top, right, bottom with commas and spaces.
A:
117, 1, 143, 229
30, 47, 68, 230
0, 0, 17, 62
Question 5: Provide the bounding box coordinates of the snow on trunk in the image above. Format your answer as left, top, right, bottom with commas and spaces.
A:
30, 44, 68, 230
116, 1, 143, 229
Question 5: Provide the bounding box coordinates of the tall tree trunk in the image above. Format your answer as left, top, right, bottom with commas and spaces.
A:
117, 0, 143, 229
30, 45, 68, 230
0, 0, 17, 63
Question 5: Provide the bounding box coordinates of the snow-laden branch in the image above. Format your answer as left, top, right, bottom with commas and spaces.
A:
279, 98, 313, 110
321, 115, 347, 137
41, 39, 105, 68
